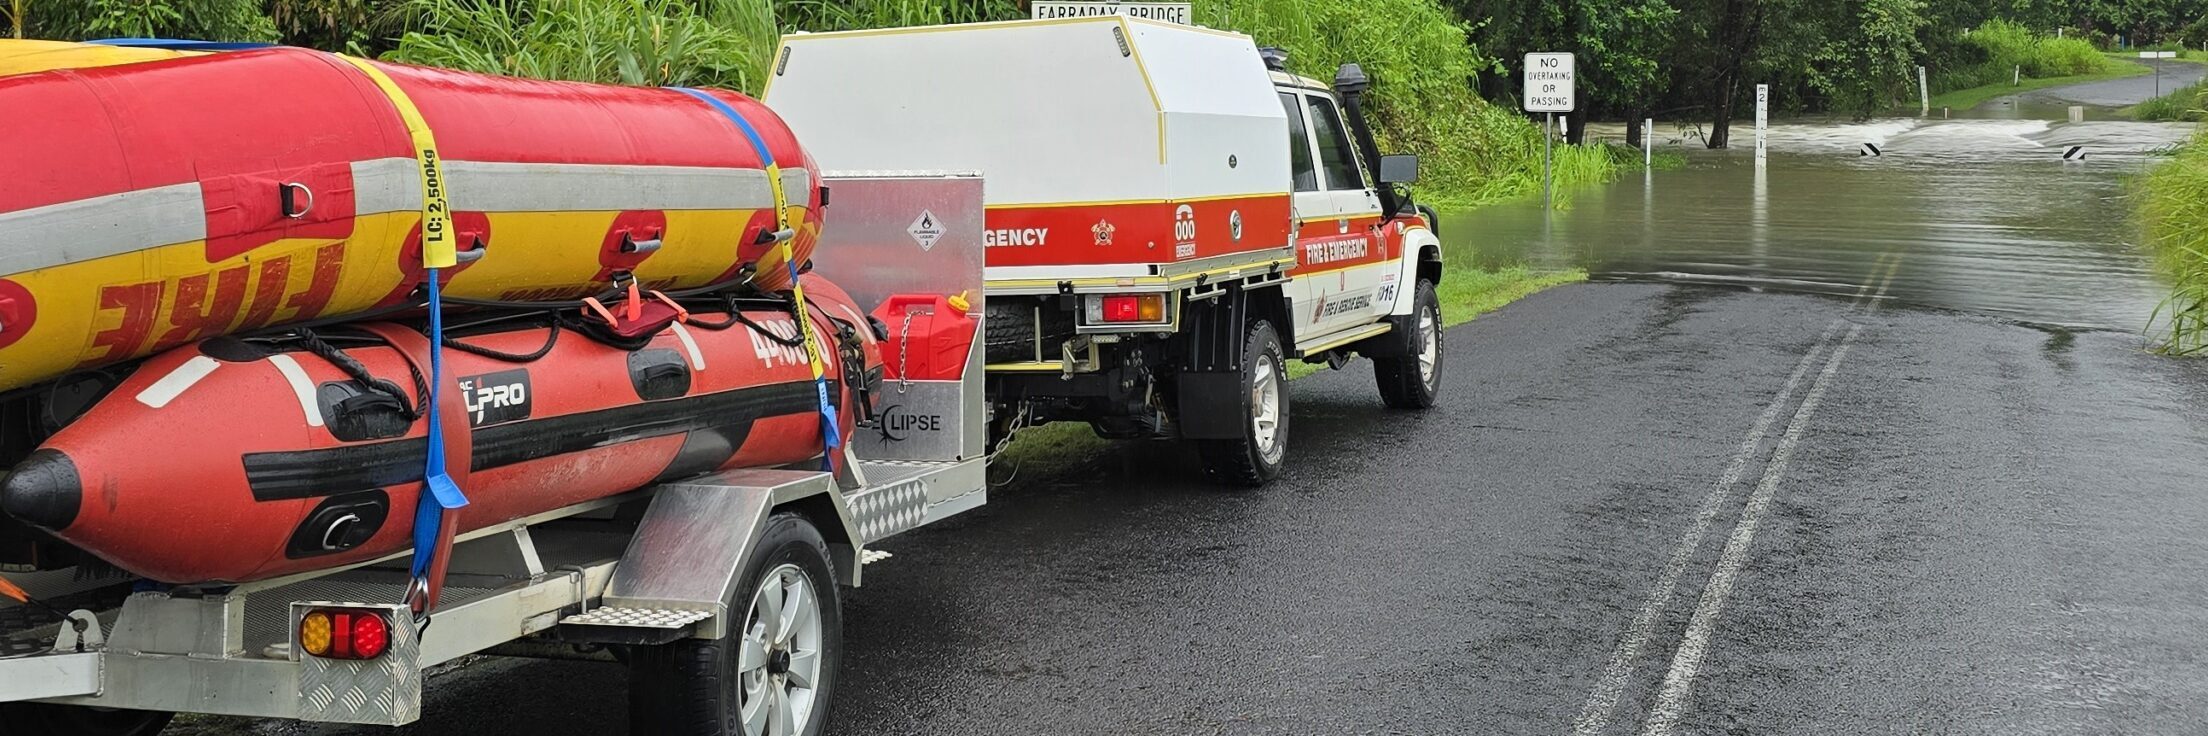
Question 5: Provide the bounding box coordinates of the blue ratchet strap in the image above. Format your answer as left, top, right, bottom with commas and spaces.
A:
338, 53, 471, 600
670, 87, 840, 469
411, 272, 469, 581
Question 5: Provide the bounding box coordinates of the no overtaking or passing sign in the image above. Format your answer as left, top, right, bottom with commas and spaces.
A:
1031, 1, 1193, 24
1524, 53, 1576, 112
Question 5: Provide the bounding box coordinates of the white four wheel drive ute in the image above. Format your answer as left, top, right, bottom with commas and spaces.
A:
767, 16, 1449, 486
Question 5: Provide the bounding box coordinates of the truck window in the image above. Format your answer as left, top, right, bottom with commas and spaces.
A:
1280, 92, 1319, 193
1304, 96, 1366, 192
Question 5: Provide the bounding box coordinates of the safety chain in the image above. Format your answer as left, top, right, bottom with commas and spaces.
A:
896, 309, 916, 394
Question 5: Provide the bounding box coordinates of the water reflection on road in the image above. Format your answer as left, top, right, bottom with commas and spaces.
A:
1445, 118, 2198, 330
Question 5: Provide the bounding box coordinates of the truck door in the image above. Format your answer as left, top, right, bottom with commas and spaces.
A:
1290, 91, 1390, 338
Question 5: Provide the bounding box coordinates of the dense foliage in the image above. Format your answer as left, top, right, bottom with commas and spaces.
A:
2140, 132, 2208, 355
1459, 0, 2207, 143
7, 0, 1635, 205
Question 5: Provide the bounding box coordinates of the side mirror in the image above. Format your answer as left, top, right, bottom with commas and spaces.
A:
1378, 154, 1420, 185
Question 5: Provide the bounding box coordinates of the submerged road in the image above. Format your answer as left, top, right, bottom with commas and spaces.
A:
204, 276, 2208, 735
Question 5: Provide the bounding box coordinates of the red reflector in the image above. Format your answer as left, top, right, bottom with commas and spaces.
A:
1102, 295, 1140, 322
350, 612, 390, 659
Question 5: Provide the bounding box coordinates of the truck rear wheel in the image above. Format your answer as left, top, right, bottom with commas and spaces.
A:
0, 704, 172, 736
1197, 319, 1288, 487
1373, 279, 1443, 410
628, 512, 843, 736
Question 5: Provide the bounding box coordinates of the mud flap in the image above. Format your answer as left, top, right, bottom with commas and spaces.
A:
1175, 283, 1252, 440
1175, 371, 1247, 440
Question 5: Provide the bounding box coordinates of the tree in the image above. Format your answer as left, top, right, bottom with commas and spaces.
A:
1808, 0, 1928, 119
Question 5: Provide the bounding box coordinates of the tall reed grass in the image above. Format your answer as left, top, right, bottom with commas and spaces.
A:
2140, 132, 2208, 356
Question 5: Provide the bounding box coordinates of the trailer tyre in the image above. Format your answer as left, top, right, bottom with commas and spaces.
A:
0, 704, 173, 736
1197, 319, 1288, 487
1373, 279, 1443, 410
628, 512, 842, 736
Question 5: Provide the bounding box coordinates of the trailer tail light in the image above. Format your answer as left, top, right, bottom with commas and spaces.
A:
299, 607, 393, 660
1085, 294, 1165, 324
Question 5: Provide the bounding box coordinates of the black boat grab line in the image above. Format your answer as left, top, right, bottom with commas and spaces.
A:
241, 381, 819, 503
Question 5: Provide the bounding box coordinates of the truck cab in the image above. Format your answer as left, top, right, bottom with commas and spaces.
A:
766, 17, 1446, 486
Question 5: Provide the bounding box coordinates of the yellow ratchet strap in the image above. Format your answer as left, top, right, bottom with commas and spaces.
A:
340, 55, 456, 268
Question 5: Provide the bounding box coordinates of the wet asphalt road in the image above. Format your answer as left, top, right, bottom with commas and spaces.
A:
210, 280, 2208, 735
2017, 60, 2206, 108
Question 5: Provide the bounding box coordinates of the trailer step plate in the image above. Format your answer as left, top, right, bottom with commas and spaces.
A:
561, 607, 712, 629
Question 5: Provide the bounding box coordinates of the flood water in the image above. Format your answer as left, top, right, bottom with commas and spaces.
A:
1444, 117, 2198, 331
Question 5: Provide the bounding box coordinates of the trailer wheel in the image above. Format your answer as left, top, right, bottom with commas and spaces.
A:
1373, 279, 1443, 410
0, 704, 173, 736
628, 512, 842, 736
1197, 319, 1288, 486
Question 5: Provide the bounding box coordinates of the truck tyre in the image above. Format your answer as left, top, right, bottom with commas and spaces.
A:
0, 704, 172, 736
628, 512, 843, 736
1373, 279, 1442, 410
1197, 319, 1288, 487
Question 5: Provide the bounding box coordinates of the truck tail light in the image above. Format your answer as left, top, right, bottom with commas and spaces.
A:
1084, 294, 1165, 324
299, 607, 393, 660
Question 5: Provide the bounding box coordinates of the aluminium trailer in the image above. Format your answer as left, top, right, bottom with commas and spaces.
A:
0, 173, 990, 736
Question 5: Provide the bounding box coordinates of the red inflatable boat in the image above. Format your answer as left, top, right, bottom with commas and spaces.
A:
0, 41, 823, 394
0, 277, 880, 584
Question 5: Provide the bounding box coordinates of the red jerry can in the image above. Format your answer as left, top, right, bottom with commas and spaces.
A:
873, 292, 977, 381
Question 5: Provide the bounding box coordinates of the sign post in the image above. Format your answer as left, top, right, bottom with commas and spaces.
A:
2141, 51, 2177, 97
1523, 52, 1576, 210
1030, 1, 1192, 23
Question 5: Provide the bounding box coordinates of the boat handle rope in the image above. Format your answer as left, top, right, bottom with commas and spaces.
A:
669, 86, 840, 470
339, 54, 470, 620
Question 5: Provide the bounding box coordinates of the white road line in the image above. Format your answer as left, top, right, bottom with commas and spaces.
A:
1637, 323, 1863, 736
1569, 320, 1841, 736
1573, 255, 1898, 736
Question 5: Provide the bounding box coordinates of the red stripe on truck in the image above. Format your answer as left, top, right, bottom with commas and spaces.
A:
983, 195, 1293, 268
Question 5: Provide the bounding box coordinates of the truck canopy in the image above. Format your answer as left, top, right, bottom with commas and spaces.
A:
766, 18, 1293, 276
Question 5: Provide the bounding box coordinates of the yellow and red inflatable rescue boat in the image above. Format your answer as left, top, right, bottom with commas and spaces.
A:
0, 41, 822, 393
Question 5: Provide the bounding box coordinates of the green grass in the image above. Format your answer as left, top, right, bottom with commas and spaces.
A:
2129, 78, 2208, 121
2138, 131, 2208, 356
991, 263, 1587, 478
1927, 57, 2152, 111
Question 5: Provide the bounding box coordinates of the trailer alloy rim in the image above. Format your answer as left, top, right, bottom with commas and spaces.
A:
1418, 303, 1439, 385
738, 563, 824, 736
1253, 355, 1283, 461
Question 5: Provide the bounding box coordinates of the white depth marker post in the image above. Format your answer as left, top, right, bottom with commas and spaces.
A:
1755, 84, 1769, 161
1644, 117, 1653, 168
1918, 66, 1930, 117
